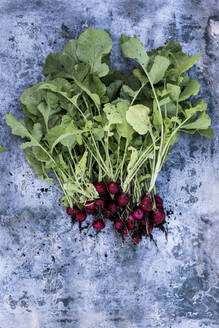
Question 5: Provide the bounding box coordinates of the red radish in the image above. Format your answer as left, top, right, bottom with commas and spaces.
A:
140, 218, 146, 226
140, 196, 153, 212
132, 235, 141, 244
114, 219, 123, 230
123, 228, 128, 235
108, 182, 119, 194
66, 205, 79, 216
76, 211, 87, 222
153, 208, 165, 225
127, 215, 135, 230
95, 198, 105, 209
116, 193, 130, 207
105, 210, 112, 219
133, 208, 144, 220
155, 194, 163, 206
100, 194, 108, 202
147, 223, 153, 234
93, 219, 105, 231
85, 200, 96, 210
86, 208, 96, 215
93, 182, 106, 194
108, 201, 117, 214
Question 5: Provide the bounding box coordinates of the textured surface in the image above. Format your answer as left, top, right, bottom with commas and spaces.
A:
0, 1, 219, 327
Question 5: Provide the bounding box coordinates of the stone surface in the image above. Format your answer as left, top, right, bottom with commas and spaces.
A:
0, 1, 218, 327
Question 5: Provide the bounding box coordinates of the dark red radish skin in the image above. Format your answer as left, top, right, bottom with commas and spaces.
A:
108, 182, 119, 194
127, 215, 136, 230
116, 193, 130, 207
153, 209, 165, 225
155, 194, 163, 209
132, 235, 141, 244
155, 194, 163, 207
85, 208, 96, 215
108, 201, 117, 214
93, 182, 106, 194
76, 211, 87, 222
66, 205, 80, 216
140, 196, 153, 212
123, 228, 128, 235
105, 210, 112, 219
85, 200, 96, 210
140, 218, 146, 226
100, 194, 108, 202
133, 208, 144, 220
114, 219, 123, 230
66, 207, 74, 216
95, 198, 105, 209
147, 223, 154, 234
93, 219, 105, 231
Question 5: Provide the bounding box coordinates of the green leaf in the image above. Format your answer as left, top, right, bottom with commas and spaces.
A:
76, 28, 112, 77
103, 103, 122, 127
60, 196, 69, 207
43, 52, 75, 78
38, 78, 72, 94
106, 80, 123, 101
38, 93, 61, 129
173, 52, 202, 75
72, 78, 101, 108
121, 85, 136, 100
75, 151, 87, 177
116, 102, 134, 140
62, 39, 78, 62
93, 127, 104, 141
107, 80, 123, 101
84, 74, 107, 103
148, 55, 170, 84
184, 100, 207, 118
159, 97, 171, 107
45, 122, 79, 152
182, 112, 211, 130
6, 112, 43, 149
61, 114, 73, 127
166, 83, 181, 102
32, 146, 50, 162
20, 83, 45, 117
20, 123, 43, 149
126, 104, 151, 135
179, 78, 200, 101
153, 100, 162, 128
198, 127, 214, 138
24, 148, 44, 180
166, 40, 182, 53
133, 68, 147, 85
120, 35, 149, 68
127, 146, 138, 174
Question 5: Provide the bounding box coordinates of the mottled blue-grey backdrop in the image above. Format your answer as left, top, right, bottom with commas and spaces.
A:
0, 0, 218, 327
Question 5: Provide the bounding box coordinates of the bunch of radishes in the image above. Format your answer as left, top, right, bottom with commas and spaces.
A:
66, 181, 166, 244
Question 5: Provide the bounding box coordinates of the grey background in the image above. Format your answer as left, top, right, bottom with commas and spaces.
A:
0, 0, 219, 327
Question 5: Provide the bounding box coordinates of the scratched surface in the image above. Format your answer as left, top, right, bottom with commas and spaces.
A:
0, 0, 218, 327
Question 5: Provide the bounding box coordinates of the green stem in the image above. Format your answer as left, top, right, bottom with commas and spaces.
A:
130, 82, 147, 105
148, 115, 192, 192
122, 139, 158, 192
140, 66, 165, 194
119, 140, 128, 185
90, 134, 112, 178
53, 169, 72, 208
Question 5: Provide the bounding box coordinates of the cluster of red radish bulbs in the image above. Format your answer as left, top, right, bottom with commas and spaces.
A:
66, 182, 166, 244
